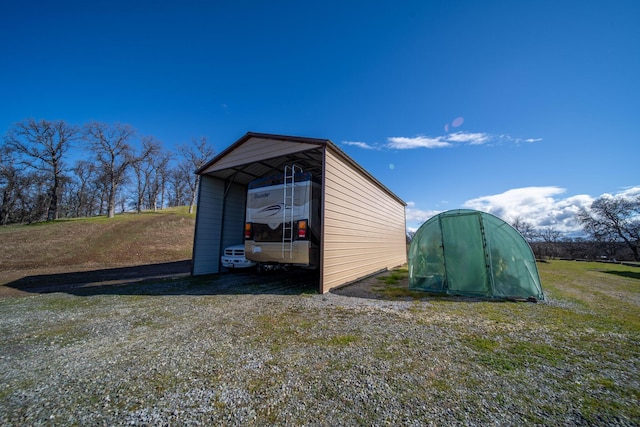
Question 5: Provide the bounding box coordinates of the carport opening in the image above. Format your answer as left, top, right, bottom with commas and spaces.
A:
209, 147, 325, 292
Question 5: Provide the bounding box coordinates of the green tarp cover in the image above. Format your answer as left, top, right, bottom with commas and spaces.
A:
409, 209, 544, 300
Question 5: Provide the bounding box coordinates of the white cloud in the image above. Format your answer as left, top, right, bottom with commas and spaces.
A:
383, 131, 540, 150
406, 186, 640, 234
405, 203, 441, 225
464, 187, 566, 216
446, 131, 490, 145
462, 186, 590, 233
602, 186, 640, 200
387, 135, 451, 149
342, 140, 378, 150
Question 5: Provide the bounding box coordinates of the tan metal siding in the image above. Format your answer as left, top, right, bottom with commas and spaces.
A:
201, 138, 318, 173
321, 148, 407, 293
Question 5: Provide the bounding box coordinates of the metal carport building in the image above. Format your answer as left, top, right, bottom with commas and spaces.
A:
192, 132, 407, 293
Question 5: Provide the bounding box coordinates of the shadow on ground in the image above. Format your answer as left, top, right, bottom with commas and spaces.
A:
600, 270, 640, 281
2, 263, 524, 303
2, 261, 319, 297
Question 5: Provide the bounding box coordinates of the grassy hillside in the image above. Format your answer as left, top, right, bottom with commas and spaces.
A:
0, 207, 195, 283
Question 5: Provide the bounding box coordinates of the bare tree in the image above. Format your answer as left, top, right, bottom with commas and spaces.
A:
129, 137, 173, 213
577, 195, 640, 261
4, 119, 79, 220
149, 153, 173, 210
84, 122, 136, 218
167, 167, 189, 208
511, 216, 537, 242
0, 145, 19, 225
177, 137, 214, 214
2, 170, 50, 224
538, 227, 562, 259
131, 136, 161, 213
0, 144, 45, 225
147, 146, 172, 212
69, 160, 101, 217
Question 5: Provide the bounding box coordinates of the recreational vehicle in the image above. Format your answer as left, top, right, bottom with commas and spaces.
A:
244, 165, 321, 271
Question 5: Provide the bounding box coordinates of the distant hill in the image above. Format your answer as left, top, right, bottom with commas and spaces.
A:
0, 207, 195, 286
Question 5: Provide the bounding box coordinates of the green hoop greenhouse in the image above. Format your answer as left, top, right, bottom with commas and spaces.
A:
408, 209, 544, 301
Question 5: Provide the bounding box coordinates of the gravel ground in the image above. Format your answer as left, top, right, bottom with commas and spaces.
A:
1, 270, 638, 426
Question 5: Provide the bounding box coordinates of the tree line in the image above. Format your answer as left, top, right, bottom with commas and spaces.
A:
512, 195, 640, 262
1, 118, 214, 224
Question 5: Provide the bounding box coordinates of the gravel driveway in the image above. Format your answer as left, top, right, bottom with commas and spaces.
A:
1, 269, 637, 426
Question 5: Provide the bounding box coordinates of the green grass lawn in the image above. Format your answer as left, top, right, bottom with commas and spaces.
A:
371, 260, 640, 423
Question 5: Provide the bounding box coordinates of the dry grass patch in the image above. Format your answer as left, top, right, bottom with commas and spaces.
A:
0, 207, 195, 288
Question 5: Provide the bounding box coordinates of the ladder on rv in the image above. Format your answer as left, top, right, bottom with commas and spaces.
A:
282, 164, 302, 259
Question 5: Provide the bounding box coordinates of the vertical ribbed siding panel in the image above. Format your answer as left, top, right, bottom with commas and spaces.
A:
192, 176, 225, 275
321, 149, 407, 293
220, 182, 247, 251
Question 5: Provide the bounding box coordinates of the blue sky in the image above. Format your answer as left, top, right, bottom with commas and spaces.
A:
2, 0, 639, 233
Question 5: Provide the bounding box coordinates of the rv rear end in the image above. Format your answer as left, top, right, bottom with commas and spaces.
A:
244, 170, 321, 270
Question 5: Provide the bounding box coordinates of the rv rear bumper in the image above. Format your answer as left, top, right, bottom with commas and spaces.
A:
245, 241, 311, 265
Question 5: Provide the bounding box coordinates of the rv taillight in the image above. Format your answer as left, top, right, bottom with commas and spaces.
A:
297, 219, 308, 239
245, 223, 253, 240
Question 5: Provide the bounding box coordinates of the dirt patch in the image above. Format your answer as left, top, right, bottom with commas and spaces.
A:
331, 273, 395, 299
